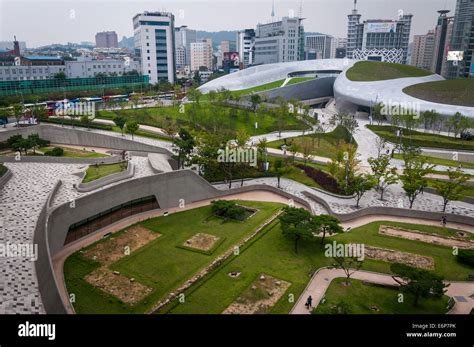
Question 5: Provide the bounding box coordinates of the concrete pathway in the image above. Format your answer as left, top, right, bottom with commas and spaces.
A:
291, 268, 474, 314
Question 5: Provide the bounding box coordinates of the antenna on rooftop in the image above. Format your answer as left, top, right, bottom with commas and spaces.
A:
298, 0, 303, 18
271, 0, 275, 22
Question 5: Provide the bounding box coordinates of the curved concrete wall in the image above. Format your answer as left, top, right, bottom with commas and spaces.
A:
198, 59, 356, 93
0, 154, 122, 165
0, 125, 171, 154
76, 162, 134, 193
0, 167, 12, 191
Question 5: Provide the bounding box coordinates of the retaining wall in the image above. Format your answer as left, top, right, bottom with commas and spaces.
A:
76, 161, 134, 193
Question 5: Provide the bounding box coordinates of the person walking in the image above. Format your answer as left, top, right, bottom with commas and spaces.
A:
305, 295, 313, 310
441, 216, 447, 227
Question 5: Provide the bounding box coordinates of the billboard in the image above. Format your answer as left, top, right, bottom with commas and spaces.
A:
447, 51, 464, 61
223, 52, 240, 67
367, 22, 397, 33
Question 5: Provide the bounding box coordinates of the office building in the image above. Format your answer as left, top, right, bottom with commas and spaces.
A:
431, 10, 454, 77
448, 0, 474, 78
254, 16, 305, 65
174, 25, 197, 67
133, 11, 176, 84
190, 39, 213, 71
346, 0, 412, 63
411, 30, 435, 70
305, 34, 334, 60
95, 31, 118, 48
236, 29, 256, 68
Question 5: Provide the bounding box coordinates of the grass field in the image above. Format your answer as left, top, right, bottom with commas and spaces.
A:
314, 278, 449, 314
82, 162, 126, 183
403, 79, 474, 107
285, 77, 315, 86
346, 61, 432, 82
39, 146, 108, 159
161, 220, 472, 314
268, 125, 355, 160
97, 104, 308, 136
393, 153, 474, 170
64, 201, 284, 314
228, 79, 285, 97
367, 125, 474, 151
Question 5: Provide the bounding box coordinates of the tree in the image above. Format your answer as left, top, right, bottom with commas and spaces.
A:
372, 102, 385, 125
400, 153, 435, 208
368, 155, 399, 200
346, 173, 376, 208
173, 128, 196, 169
130, 94, 141, 109
27, 134, 47, 154
250, 94, 262, 113
187, 88, 202, 106
80, 114, 91, 131
273, 158, 289, 188
328, 143, 360, 188
163, 119, 178, 143
420, 110, 440, 133
279, 207, 314, 253
126, 120, 139, 140
390, 263, 448, 307
333, 256, 363, 285
53, 71, 66, 79
312, 214, 343, 244
257, 137, 268, 170
445, 112, 472, 139
113, 116, 127, 136
433, 167, 470, 212
11, 103, 24, 126
301, 138, 313, 164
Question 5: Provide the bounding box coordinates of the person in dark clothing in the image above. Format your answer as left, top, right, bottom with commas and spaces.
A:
442, 216, 447, 227
305, 295, 313, 309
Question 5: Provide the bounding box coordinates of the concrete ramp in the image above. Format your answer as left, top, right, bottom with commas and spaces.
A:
148, 153, 173, 173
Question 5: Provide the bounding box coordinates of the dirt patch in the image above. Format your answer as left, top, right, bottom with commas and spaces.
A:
85, 267, 152, 304
83, 225, 160, 265
223, 274, 291, 314
365, 246, 434, 270
183, 233, 220, 252
379, 225, 474, 250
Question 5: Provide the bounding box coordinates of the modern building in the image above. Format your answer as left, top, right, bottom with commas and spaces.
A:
411, 30, 435, 70
174, 25, 197, 67
190, 39, 213, 71
133, 11, 176, 84
305, 34, 334, 60
236, 29, 256, 68
331, 37, 347, 59
253, 16, 305, 65
65, 57, 140, 78
95, 31, 118, 48
431, 10, 454, 77
447, 0, 474, 78
346, 0, 412, 63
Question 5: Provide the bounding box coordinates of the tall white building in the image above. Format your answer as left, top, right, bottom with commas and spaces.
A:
254, 16, 305, 65
174, 25, 197, 67
133, 11, 176, 84
236, 29, 256, 68
190, 39, 213, 71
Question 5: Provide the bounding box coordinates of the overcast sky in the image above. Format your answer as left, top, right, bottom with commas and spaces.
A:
0, 0, 457, 47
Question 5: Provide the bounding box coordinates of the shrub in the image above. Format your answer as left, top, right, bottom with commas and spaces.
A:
211, 200, 247, 221
0, 163, 7, 177
44, 147, 64, 157
457, 249, 474, 267
296, 164, 344, 195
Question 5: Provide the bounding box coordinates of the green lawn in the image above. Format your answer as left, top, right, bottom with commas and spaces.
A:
393, 153, 474, 170
162, 220, 472, 314
64, 201, 284, 314
314, 278, 449, 314
268, 125, 356, 160
285, 77, 315, 86
367, 125, 474, 151
97, 104, 308, 136
346, 61, 432, 81
228, 79, 285, 97
403, 79, 474, 107
39, 146, 108, 159
82, 162, 126, 183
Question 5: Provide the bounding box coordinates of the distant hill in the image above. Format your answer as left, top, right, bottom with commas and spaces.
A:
119, 36, 134, 51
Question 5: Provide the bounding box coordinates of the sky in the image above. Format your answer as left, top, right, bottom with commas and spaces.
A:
0, 0, 457, 48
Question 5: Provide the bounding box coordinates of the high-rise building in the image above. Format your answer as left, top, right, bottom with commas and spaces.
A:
448, 0, 474, 79
411, 30, 435, 70
431, 10, 454, 77
133, 11, 176, 84
174, 25, 197, 67
190, 39, 213, 71
95, 31, 118, 48
236, 29, 256, 68
254, 16, 305, 65
331, 38, 347, 59
346, 0, 412, 63
305, 34, 334, 60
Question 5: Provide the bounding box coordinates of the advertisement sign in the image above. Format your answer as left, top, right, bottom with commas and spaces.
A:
223, 52, 240, 67
367, 22, 397, 33
447, 51, 464, 61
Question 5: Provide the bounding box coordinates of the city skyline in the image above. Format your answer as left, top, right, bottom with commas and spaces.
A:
0, 0, 457, 47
